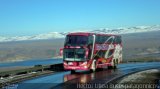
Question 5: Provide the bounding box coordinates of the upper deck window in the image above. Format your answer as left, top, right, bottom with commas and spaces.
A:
65, 35, 88, 46
114, 36, 122, 44
96, 35, 114, 43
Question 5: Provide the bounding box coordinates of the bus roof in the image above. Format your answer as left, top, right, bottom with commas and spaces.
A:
67, 32, 121, 37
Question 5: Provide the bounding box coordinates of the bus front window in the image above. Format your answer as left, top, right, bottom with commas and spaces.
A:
65, 35, 88, 46
63, 48, 86, 61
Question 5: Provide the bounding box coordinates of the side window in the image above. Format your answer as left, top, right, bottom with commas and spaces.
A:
116, 36, 121, 44
88, 36, 93, 45
96, 35, 115, 43
118, 36, 122, 43
114, 36, 117, 43
95, 35, 99, 43
104, 36, 108, 43
99, 36, 103, 43
98, 51, 105, 58
107, 36, 114, 43
94, 51, 105, 59
101, 36, 105, 43
96, 35, 103, 43
115, 36, 118, 43
108, 37, 113, 43
108, 50, 114, 57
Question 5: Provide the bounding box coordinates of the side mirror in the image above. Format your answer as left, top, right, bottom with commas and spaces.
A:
59, 48, 63, 56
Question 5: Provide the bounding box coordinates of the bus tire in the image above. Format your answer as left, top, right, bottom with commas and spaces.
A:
71, 70, 76, 74
113, 59, 118, 69
90, 60, 96, 72
97, 68, 103, 71
108, 59, 117, 69
108, 66, 113, 69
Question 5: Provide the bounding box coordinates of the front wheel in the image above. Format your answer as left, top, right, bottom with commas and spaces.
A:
90, 60, 96, 72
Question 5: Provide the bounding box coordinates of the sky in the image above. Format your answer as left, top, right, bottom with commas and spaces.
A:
0, 0, 160, 36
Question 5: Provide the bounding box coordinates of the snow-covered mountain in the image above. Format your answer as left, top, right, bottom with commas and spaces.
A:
92, 25, 160, 34
0, 32, 66, 42
0, 25, 160, 42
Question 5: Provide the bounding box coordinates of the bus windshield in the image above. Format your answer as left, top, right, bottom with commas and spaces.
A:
63, 48, 86, 61
65, 35, 88, 46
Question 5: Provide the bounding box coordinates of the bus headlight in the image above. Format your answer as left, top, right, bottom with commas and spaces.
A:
84, 65, 87, 68
63, 62, 67, 65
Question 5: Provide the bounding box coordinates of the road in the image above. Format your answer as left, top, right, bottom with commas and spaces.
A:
10, 62, 160, 89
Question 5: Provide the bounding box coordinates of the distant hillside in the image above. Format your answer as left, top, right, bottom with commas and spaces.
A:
122, 31, 160, 62
0, 31, 160, 63
0, 39, 64, 62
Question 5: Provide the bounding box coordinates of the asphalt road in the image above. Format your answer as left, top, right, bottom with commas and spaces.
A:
9, 62, 160, 89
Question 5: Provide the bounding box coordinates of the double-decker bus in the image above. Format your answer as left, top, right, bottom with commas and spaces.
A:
60, 32, 122, 73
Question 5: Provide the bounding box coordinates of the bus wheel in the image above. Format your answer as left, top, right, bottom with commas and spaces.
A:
113, 59, 118, 69
90, 60, 96, 72
108, 66, 113, 69
108, 59, 117, 69
96, 68, 103, 71
71, 70, 76, 74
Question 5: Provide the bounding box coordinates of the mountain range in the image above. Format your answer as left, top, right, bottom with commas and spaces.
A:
0, 25, 160, 42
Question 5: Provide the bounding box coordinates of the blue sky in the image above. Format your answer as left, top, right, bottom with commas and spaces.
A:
0, 0, 160, 36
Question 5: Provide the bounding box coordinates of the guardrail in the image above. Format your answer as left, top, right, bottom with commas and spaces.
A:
0, 63, 64, 77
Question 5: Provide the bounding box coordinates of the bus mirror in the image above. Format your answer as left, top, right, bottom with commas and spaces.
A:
59, 48, 63, 56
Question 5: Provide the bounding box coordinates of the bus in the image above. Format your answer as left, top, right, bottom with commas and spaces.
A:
60, 32, 122, 73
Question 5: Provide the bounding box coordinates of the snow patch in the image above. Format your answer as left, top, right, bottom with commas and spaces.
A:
0, 25, 160, 42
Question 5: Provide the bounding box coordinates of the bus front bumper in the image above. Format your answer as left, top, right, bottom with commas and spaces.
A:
64, 65, 89, 70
